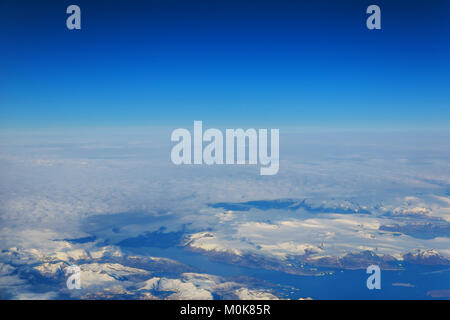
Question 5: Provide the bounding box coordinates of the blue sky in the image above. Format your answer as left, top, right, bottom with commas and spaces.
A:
0, 0, 449, 129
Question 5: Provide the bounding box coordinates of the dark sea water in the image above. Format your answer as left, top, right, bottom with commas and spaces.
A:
123, 245, 450, 300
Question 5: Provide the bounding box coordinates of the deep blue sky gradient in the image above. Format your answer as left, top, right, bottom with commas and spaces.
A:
0, 0, 449, 128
